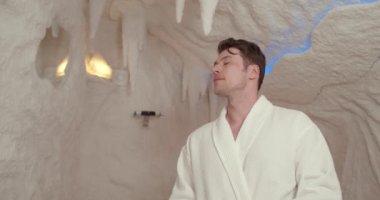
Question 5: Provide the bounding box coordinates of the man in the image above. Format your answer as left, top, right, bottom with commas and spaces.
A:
169, 38, 342, 200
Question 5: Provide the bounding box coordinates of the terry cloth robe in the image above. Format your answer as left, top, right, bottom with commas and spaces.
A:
169, 95, 342, 200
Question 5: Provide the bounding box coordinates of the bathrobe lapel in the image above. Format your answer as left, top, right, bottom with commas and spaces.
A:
236, 96, 273, 161
212, 108, 251, 200
212, 95, 273, 200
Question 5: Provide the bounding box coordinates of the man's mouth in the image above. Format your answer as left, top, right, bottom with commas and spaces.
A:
213, 78, 224, 82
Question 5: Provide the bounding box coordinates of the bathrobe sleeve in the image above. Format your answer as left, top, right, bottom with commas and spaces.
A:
294, 123, 342, 200
169, 144, 195, 200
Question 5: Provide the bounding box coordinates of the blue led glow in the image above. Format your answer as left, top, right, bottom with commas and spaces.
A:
265, 0, 378, 75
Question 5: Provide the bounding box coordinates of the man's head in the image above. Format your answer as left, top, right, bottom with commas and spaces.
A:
217, 38, 266, 90
212, 38, 266, 97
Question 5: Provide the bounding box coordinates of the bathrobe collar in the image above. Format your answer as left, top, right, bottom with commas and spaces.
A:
212, 95, 274, 200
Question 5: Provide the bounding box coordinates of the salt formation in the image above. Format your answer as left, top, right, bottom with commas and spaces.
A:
176, 0, 219, 35
89, 0, 108, 39
181, 56, 210, 106
176, 0, 185, 23
199, 0, 219, 35
146, 26, 211, 109
110, 0, 146, 91
51, 19, 60, 38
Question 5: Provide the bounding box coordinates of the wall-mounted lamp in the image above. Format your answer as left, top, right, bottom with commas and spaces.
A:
133, 111, 162, 127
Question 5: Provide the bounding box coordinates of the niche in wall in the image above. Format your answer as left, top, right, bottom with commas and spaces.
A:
35, 26, 70, 84
35, 26, 113, 84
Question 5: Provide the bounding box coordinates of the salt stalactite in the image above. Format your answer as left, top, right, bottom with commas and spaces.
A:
181, 56, 211, 107
199, 0, 219, 35
149, 26, 211, 107
176, 0, 186, 23
89, 0, 107, 39
182, 66, 189, 102
176, 0, 219, 35
51, 19, 60, 38
110, 0, 146, 91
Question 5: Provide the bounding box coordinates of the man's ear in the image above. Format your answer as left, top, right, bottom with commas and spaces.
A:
247, 64, 260, 80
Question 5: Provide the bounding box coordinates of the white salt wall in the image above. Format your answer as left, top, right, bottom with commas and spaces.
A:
76, 36, 215, 200
263, 2, 380, 199
0, 0, 86, 199
76, 77, 212, 200
1, 0, 379, 200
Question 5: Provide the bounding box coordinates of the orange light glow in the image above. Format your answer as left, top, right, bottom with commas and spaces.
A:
55, 54, 112, 79
56, 57, 68, 77
85, 54, 112, 80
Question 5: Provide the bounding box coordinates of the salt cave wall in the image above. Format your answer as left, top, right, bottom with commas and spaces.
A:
75, 34, 215, 200
0, 0, 86, 199
263, 2, 380, 199
78, 1, 380, 200
1, 0, 380, 200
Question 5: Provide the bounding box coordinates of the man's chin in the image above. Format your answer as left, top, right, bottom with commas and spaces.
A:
214, 90, 227, 97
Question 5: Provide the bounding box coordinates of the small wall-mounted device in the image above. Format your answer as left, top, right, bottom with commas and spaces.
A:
133, 111, 162, 127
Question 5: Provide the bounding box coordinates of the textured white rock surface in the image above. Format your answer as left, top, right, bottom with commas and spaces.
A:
1, 0, 379, 200
109, 0, 146, 91
0, 0, 86, 199
263, 2, 380, 199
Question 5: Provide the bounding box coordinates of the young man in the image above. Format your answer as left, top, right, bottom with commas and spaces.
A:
169, 38, 342, 200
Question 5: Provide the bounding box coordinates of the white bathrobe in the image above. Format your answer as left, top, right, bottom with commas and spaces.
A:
169, 95, 341, 200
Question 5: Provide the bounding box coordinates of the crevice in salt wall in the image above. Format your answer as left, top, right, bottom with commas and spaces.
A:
36, 27, 69, 84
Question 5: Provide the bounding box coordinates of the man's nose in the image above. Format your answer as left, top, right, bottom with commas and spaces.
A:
212, 64, 221, 74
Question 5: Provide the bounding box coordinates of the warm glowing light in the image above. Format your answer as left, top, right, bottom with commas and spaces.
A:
56, 57, 68, 77
85, 54, 112, 80
55, 54, 112, 79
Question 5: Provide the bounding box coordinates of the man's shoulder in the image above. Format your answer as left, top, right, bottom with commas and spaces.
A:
273, 104, 305, 117
272, 104, 315, 127
262, 95, 311, 122
269, 105, 322, 142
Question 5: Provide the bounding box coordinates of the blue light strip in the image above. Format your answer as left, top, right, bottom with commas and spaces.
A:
265, 0, 378, 75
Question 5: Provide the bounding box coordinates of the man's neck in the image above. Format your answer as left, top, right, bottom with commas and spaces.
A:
226, 92, 259, 140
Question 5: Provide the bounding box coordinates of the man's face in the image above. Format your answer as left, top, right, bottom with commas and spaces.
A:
212, 48, 249, 96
